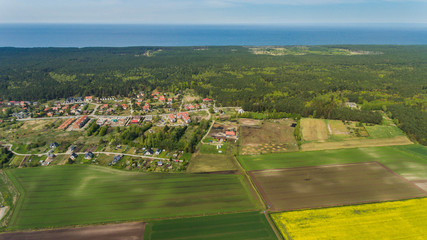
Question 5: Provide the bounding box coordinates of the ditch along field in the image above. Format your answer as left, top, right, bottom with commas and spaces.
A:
240, 119, 298, 155
144, 211, 277, 240
272, 197, 427, 240
0, 222, 146, 240
248, 162, 426, 211
238, 145, 427, 181
4, 165, 260, 230
299, 118, 412, 151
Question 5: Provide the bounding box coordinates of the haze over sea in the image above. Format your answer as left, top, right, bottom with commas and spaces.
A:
0, 24, 427, 47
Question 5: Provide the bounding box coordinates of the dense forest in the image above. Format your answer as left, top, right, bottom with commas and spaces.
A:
0, 46, 426, 144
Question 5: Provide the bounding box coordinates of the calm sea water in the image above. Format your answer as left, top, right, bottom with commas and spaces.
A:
0, 24, 426, 47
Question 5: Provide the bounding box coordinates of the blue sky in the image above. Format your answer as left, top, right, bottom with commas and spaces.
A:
0, 0, 426, 24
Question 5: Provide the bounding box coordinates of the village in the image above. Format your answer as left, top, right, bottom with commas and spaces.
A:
0, 90, 246, 172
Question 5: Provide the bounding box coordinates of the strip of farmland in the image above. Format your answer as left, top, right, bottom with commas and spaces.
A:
5, 165, 260, 230
0, 222, 145, 240
238, 145, 427, 181
272, 198, 427, 240
249, 162, 426, 211
145, 212, 277, 240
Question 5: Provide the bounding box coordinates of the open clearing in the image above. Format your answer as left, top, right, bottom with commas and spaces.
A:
249, 162, 426, 211
240, 120, 298, 155
238, 145, 427, 180
300, 118, 328, 141
301, 135, 412, 151
272, 198, 427, 240
5, 165, 259, 230
145, 211, 276, 240
299, 118, 412, 151
186, 153, 238, 173
0, 222, 145, 240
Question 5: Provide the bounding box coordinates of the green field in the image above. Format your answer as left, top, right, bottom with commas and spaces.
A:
0, 171, 13, 207
5, 165, 259, 230
364, 124, 406, 138
145, 211, 277, 240
199, 143, 227, 154
238, 145, 427, 179
186, 153, 238, 173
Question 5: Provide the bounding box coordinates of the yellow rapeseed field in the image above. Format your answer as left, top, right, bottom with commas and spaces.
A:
272, 198, 427, 240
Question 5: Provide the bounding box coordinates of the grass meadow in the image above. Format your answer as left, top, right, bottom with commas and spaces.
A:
238, 145, 427, 179
5, 165, 260, 230
144, 211, 277, 240
272, 198, 427, 240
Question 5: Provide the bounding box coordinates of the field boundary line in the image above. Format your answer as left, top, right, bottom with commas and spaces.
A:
1, 170, 23, 229
264, 212, 285, 240
375, 161, 427, 195
248, 161, 379, 173
232, 156, 267, 210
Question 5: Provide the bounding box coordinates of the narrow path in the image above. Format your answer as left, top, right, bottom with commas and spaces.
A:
89, 103, 100, 117
264, 211, 285, 240
200, 120, 215, 145
231, 155, 282, 240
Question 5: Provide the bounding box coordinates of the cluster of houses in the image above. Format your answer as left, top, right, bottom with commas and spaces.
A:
12, 111, 30, 119
168, 112, 191, 124
44, 103, 89, 117
143, 148, 163, 156
150, 92, 176, 104
63, 97, 84, 104
98, 103, 119, 115
1, 100, 38, 107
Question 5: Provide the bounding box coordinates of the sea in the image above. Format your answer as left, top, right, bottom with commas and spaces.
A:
0, 24, 427, 47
